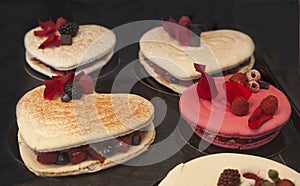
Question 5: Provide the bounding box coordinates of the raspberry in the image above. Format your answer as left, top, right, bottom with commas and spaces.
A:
230, 97, 249, 116
277, 179, 296, 186
229, 73, 247, 86
78, 74, 94, 94
178, 16, 192, 27
68, 148, 88, 164
37, 151, 58, 164
119, 135, 132, 145
217, 169, 241, 186
260, 95, 278, 115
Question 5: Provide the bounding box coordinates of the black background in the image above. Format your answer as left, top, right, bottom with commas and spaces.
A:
0, 0, 299, 185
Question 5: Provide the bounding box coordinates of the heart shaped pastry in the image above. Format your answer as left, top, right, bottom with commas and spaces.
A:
16, 86, 155, 176
24, 24, 116, 77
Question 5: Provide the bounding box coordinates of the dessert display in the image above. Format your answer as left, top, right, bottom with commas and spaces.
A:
179, 65, 291, 150
159, 153, 300, 186
139, 16, 255, 93
10, 10, 297, 184
16, 72, 155, 176
24, 17, 116, 77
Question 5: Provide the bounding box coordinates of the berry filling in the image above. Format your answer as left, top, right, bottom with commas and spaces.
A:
220, 57, 252, 76
141, 56, 196, 87
29, 51, 111, 76
36, 131, 145, 165
195, 125, 276, 145
141, 56, 252, 90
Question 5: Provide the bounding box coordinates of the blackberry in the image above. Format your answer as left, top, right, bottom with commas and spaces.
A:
64, 83, 73, 97
64, 83, 83, 100
217, 169, 241, 186
190, 24, 202, 36
59, 22, 79, 37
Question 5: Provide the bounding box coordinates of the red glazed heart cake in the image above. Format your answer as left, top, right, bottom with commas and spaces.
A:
179, 67, 291, 150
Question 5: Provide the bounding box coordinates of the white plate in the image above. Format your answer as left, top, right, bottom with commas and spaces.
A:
159, 153, 300, 186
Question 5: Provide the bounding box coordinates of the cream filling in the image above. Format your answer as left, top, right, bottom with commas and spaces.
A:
18, 122, 156, 177
195, 126, 277, 145
25, 51, 113, 77
34, 130, 146, 165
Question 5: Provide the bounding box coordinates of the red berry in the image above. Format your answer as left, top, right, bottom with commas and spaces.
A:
230, 97, 249, 116
229, 73, 247, 86
37, 151, 58, 164
68, 148, 88, 164
86, 146, 105, 164
277, 179, 295, 186
178, 16, 192, 27
119, 136, 132, 145
217, 169, 241, 186
78, 74, 94, 94
260, 95, 278, 115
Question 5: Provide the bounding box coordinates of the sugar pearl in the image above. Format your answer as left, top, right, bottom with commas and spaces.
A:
246, 69, 261, 81
248, 80, 260, 93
